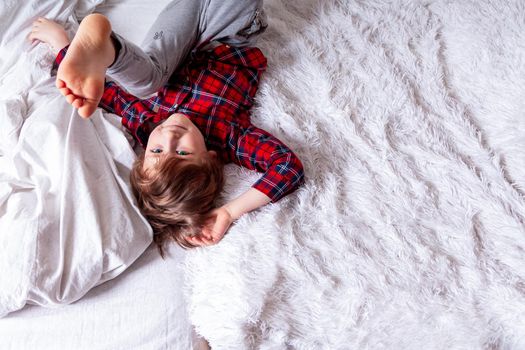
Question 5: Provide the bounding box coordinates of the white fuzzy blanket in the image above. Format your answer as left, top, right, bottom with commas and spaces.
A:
185, 0, 525, 349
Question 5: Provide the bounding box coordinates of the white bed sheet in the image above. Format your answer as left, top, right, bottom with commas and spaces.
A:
0, 244, 194, 350
0, 0, 158, 316
94, 0, 171, 45
0, 0, 198, 349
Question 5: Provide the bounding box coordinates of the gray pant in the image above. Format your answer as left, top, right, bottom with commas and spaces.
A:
107, 0, 267, 97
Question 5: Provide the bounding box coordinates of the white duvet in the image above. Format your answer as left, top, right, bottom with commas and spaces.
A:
0, 0, 152, 317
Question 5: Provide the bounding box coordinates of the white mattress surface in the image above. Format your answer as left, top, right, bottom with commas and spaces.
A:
0, 244, 194, 349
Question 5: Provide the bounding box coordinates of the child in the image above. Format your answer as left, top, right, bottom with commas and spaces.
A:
28, 3, 304, 251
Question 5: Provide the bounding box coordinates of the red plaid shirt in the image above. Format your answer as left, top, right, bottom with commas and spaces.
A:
54, 44, 304, 202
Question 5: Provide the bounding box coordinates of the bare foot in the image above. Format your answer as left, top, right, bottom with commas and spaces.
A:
56, 14, 115, 118
28, 18, 70, 54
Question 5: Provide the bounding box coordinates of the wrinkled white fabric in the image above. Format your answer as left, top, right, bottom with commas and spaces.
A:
0, 0, 151, 317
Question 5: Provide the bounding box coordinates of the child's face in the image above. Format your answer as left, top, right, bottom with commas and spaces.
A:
143, 113, 211, 170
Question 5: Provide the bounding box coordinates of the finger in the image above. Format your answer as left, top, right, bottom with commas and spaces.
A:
200, 231, 217, 245
208, 230, 223, 243
202, 220, 216, 234
202, 220, 221, 241
189, 237, 206, 247
211, 216, 230, 238
197, 232, 213, 245
188, 234, 213, 247
201, 228, 214, 241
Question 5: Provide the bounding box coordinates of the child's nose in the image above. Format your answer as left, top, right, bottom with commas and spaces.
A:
163, 132, 181, 148
162, 127, 182, 138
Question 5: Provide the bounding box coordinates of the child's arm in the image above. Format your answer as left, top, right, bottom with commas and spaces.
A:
223, 188, 272, 220
193, 125, 304, 246
98, 81, 157, 147
194, 188, 271, 245
230, 125, 305, 203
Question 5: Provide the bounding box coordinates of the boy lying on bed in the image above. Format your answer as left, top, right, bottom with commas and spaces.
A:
28, 0, 304, 252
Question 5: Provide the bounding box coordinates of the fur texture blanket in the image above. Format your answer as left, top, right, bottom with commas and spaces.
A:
184, 0, 525, 349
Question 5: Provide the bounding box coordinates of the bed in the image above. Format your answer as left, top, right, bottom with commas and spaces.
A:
0, 0, 199, 348
1, 0, 525, 349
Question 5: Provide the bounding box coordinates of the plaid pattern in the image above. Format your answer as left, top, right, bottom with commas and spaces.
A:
54, 44, 304, 202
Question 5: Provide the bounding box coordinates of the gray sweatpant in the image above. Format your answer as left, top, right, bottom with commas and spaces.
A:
107, 0, 267, 97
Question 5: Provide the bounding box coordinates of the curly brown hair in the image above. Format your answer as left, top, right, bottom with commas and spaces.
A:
130, 152, 224, 254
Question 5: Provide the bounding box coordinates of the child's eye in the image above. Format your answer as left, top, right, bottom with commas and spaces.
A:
176, 150, 190, 156
150, 148, 162, 154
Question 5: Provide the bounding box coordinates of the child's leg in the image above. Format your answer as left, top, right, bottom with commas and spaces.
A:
107, 0, 203, 98
28, 15, 113, 117
55, 14, 116, 118
30, 18, 156, 129
49, 0, 266, 118
200, 0, 266, 48
107, 0, 266, 97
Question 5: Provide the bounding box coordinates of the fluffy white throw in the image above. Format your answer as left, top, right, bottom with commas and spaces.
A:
185, 0, 525, 349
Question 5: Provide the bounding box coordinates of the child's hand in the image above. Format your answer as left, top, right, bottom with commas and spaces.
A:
192, 188, 272, 247
200, 206, 234, 245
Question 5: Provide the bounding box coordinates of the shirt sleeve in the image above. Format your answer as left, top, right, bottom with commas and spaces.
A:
228, 124, 305, 203
98, 81, 157, 147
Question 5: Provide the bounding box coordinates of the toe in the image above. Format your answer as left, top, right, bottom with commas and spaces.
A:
59, 87, 71, 97
79, 102, 97, 119
66, 94, 78, 104
72, 97, 84, 109
56, 79, 66, 89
